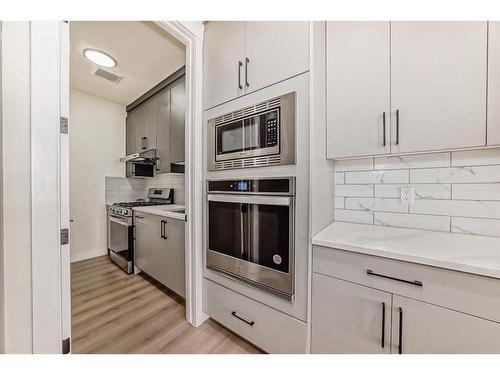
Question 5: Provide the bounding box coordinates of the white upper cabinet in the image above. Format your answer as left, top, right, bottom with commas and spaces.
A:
391, 22, 487, 153
326, 21, 489, 159
326, 22, 391, 158
203, 22, 245, 110
203, 21, 309, 110
245, 21, 309, 94
488, 21, 500, 146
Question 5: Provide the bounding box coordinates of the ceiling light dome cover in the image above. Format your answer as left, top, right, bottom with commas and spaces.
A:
83, 48, 117, 68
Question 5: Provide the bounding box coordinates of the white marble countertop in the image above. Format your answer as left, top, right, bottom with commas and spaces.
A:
133, 204, 185, 221
313, 221, 500, 279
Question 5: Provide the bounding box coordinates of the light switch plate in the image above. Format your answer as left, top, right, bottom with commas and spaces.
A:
400, 186, 414, 204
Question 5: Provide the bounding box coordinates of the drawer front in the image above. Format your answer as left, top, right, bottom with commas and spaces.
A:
313, 246, 500, 323
203, 278, 307, 353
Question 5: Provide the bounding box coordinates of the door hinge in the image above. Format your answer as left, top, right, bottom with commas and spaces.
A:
60, 228, 69, 245
60, 116, 68, 134
62, 337, 71, 354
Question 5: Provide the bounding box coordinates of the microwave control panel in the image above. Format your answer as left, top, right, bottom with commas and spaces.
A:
265, 111, 279, 147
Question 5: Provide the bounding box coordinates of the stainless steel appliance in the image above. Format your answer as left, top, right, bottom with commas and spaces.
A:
107, 187, 173, 273
206, 177, 295, 301
207, 92, 296, 170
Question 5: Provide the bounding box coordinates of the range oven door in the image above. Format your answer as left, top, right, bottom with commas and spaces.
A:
207, 193, 294, 299
107, 213, 132, 261
215, 108, 280, 162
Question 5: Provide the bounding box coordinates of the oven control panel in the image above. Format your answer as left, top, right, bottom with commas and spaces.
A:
207, 178, 294, 195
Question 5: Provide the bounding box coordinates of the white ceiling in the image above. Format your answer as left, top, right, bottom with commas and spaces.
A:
70, 21, 185, 105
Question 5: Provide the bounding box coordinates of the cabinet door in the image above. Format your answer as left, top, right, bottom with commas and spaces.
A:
311, 273, 391, 353
169, 77, 185, 164
136, 96, 157, 151
245, 21, 309, 94
203, 21, 245, 110
391, 22, 487, 153
326, 22, 391, 159
488, 21, 500, 145
155, 87, 171, 174
134, 213, 163, 281
392, 295, 500, 354
126, 107, 139, 155
163, 218, 185, 298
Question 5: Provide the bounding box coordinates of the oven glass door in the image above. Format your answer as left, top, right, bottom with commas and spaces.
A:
207, 195, 292, 274
107, 214, 130, 256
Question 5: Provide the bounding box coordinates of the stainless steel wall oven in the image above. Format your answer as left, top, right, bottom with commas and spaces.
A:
207, 92, 296, 170
206, 177, 295, 301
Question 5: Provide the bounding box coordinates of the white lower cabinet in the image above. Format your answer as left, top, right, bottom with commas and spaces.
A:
311, 274, 391, 353
203, 279, 308, 353
311, 246, 500, 354
392, 296, 500, 354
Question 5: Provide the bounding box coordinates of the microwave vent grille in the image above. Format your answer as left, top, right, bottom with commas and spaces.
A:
213, 155, 282, 170
211, 95, 283, 126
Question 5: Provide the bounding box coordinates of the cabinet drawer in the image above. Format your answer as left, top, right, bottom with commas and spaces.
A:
203, 278, 307, 353
313, 245, 500, 323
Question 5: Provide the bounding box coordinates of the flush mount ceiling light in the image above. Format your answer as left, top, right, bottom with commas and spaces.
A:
83, 48, 117, 68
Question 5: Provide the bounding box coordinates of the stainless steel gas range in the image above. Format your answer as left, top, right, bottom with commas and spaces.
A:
107, 187, 173, 273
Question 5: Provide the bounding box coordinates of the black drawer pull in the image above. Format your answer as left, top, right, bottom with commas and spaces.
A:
398, 307, 403, 354
367, 269, 423, 287
381, 302, 385, 348
231, 311, 255, 326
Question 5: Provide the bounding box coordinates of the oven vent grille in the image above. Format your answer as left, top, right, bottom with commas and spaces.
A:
211, 95, 282, 125
213, 155, 282, 170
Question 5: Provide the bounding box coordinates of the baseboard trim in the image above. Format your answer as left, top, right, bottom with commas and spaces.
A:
70, 249, 107, 263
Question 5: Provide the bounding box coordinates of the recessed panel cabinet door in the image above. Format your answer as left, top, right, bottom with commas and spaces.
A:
391, 22, 487, 153
134, 213, 164, 281
163, 219, 185, 298
311, 274, 391, 353
392, 295, 500, 354
245, 21, 309, 94
487, 21, 500, 145
326, 22, 391, 159
203, 22, 245, 110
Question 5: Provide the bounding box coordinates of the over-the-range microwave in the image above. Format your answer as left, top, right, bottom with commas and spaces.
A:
207, 92, 296, 171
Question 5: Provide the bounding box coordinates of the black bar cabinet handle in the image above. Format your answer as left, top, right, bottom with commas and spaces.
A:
160, 220, 165, 239
396, 109, 400, 145
366, 269, 423, 287
238, 61, 243, 90
398, 307, 403, 354
245, 57, 250, 87
163, 220, 167, 240
231, 311, 255, 326
382, 112, 386, 147
381, 302, 386, 348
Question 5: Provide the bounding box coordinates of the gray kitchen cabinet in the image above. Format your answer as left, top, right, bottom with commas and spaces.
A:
155, 87, 172, 174
311, 273, 391, 354
162, 218, 185, 297
169, 77, 185, 164
136, 96, 157, 152
134, 212, 185, 298
392, 295, 500, 354
134, 213, 164, 282
126, 106, 140, 155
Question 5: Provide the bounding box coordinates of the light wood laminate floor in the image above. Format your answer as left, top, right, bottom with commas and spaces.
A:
71, 255, 262, 354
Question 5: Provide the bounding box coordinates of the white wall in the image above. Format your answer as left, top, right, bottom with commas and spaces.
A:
0, 21, 4, 354
69, 89, 126, 262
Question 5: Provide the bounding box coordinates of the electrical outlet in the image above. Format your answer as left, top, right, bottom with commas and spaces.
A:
400, 186, 414, 204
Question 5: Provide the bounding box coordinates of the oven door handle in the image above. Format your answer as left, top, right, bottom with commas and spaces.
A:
109, 215, 130, 226
207, 194, 292, 206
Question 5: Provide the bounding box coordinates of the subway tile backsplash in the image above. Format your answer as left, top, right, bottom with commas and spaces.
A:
335, 148, 500, 237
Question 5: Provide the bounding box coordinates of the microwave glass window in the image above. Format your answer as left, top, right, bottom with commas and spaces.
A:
219, 121, 244, 154
244, 117, 261, 150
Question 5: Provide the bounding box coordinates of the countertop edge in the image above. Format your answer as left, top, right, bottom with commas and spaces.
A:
132, 206, 185, 220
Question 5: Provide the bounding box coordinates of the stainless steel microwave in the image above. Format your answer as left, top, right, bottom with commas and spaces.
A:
207, 92, 296, 170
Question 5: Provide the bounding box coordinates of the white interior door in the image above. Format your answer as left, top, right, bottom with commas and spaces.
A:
391, 21, 487, 153
326, 21, 391, 159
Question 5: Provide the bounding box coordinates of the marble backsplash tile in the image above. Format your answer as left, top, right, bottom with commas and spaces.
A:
335, 148, 500, 237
